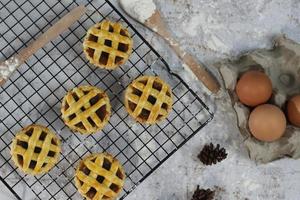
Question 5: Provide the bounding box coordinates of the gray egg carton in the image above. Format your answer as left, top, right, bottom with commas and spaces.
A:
217, 36, 300, 163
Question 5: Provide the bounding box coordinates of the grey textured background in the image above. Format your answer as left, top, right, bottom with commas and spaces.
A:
1, 0, 300, 199
120, 0, 300, 200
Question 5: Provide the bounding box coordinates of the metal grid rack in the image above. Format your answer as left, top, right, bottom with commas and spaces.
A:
0, 0, 213, 199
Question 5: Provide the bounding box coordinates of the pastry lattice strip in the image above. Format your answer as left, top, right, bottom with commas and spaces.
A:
63, 87, 108, 131
85, 20, 132, 66
77, 155, 124, 199
127, 76, 172, 122
13, 126, 59, 172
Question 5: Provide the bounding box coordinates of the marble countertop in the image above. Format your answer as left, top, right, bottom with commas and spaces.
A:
118, 0, 300, 199
1, 0, 300, 199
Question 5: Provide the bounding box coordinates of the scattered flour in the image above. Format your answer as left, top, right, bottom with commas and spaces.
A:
243, 180, 261, 191
0, 56, 20, 81
207, 35, 230, 52
182, 15, 203, 37
182, 63, 198, 81
119, 0, 156, 23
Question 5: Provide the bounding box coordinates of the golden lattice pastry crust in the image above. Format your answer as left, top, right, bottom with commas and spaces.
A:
11, 124, 61, 175
83, 20, 133, 70
61, 86, 111, 134
124, 76, 173, 124
75, 153, 126, 200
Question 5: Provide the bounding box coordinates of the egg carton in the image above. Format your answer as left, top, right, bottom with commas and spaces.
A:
217, 36, 300, 163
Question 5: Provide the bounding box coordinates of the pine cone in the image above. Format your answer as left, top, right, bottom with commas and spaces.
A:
198, 143, 227, 165
191, 186, 215, 200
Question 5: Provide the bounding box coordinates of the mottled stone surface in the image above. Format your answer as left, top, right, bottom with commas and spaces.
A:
113, 0, 300, 200
1, 0, 300, 200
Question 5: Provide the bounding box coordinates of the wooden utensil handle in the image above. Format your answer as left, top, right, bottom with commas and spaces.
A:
166, 36, 220, 93
0, 78, 6, 87
182, 53, 220, 93
18, 5, 86, 63
0, 5, 86, 87
147, 12, 220, 93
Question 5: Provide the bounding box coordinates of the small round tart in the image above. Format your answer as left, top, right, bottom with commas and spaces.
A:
11, 124, 61, 175
61, 86, 111, 134
83, 20, 133, 70
124, 75, 173, 124
75, 153, 126, 200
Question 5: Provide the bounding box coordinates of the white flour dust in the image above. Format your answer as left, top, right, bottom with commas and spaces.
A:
119, 0, 156, 23
0, 56, 20, 80
182, 15, 203, 37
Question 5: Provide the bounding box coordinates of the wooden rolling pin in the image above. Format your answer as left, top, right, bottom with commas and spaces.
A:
146, 11, 220, 93
0, 5, 87, 87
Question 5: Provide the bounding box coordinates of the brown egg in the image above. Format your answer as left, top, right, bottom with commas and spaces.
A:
248, 104, 286, 142
236, 71, 272, 107
287, 95, 300, 127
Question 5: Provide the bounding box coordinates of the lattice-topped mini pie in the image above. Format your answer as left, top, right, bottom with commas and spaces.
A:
75, 153, 126, 200
11, 124, 61, 175
124, 76, 173, 124
61, 86, 111, 134
83, 20, 133, 70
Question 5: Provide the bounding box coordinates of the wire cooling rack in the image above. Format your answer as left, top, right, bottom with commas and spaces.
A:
0, 0, 213, 199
